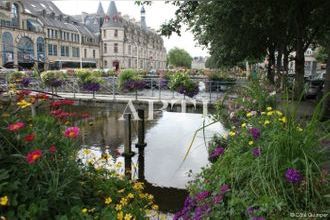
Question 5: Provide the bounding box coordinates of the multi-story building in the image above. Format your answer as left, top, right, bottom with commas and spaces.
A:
79, 1, 167, 71
0, 0, 167, 71
0, 0, 99, 70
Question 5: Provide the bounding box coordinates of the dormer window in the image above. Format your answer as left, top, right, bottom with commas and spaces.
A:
11, 3, 19, 27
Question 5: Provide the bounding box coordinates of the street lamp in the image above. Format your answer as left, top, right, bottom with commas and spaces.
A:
133, 41, 139, 70
67, 23, 83, 69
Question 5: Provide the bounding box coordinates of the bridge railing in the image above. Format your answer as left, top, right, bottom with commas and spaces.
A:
0, 76, 243, 103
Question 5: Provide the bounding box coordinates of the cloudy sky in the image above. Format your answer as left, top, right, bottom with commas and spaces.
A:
52, 0, 209, 57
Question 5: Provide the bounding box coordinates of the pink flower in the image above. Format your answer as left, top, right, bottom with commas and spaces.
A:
26, 149, 42, 164
64, 127, 80, 138
8, 122, 25, 132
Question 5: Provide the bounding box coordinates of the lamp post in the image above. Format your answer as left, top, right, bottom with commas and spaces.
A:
133, 41, 139, 70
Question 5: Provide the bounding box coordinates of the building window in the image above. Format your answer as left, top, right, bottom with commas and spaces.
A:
104, 60, 108, 67
114, 43, 118, 53
61, 46, 69, 57
114, 29, 118, 37
53, 45, 57, 56
103, 30, 106, 38
48, 44, 57, 56
11, 3, 19, 27
93, 50, 96, 59
104, 43, 107, 53
128, 45, 131, 55
128, 58, 131, 68
72, 47, 80, 57
47, 29, 50, 38
84, 49, 87, 58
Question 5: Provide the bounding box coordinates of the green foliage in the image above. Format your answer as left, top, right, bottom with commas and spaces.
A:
205, 69, 236, 81
315, 47, 328, 64
0, 93, 156, 219
118, 69, 143, 91
8, 71, 26, 83
40, 71, 66, 87
167, 47, 192, 68
75, 69, 103, 84
179, 82, 330, 219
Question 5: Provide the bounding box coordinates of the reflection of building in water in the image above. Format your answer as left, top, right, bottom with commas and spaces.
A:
80, 109, 162, 148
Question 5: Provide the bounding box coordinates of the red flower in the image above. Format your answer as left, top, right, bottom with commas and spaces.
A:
8, 122, 25, 132
51, 99, 74, 108
24, 133, 35, 142
49, 145, 57, 154
26, 149, 42, 164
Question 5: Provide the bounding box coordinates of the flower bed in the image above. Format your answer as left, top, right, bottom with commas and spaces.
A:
0, 91, 158, 219
175, 82, 329, 219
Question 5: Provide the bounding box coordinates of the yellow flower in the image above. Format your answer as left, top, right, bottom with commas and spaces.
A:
133, 182, 144, 191
124, 213, 133, 220
297, 127, 303, 132
127, 193, 134, 199
267, 111, 273, 116
1, 113, 10, 118
117, 211, 124, 220
279, 116, 287, 123
17, 100, 32, 109
152, 204, 159, 210
115, 204, 122, 211
229, 131, 236, 137
266, 107, 272, 111
275, 110, 283, 116
241, 123, 246, 128
115, 162, 123, 169
0, 196, 8, 206
246, 112, 253, 117
81, 208, 88, 214
83, 149, 91, 155
120, 197, 128, 206
264, 120, 270, 126
105, 197, 112, 205
248, 141, 254, 146
139, 193, 145, 199
261, 112, 266, 115
146, 194, 154, 201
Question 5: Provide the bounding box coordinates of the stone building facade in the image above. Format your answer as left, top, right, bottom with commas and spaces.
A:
80, 1, 167, 71
0, 0, 99, 70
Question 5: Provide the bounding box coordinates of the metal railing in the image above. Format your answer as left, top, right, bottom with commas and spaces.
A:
0, 76, 244, 103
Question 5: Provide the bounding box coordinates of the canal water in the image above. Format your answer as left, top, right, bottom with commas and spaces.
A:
77, 107, 226, 214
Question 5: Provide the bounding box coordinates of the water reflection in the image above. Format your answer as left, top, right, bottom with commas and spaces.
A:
81, 109, 225, 188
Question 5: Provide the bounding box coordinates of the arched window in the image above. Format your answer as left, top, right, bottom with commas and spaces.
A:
17, 37, 34, 64
2, 32, 14, 65
37, 37, 45, 62
104, 43, 107, 53
11, 3, 19, 27
114, 43, 118, 53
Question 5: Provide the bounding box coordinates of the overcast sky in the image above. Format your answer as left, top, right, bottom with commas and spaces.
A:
52, 0, 209, 57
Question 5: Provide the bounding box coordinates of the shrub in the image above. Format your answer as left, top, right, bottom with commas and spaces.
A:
0, 91, 157, 219
118, 69, 145, 92
175, 83, 330, 219
40, 71, 66, 88
75, 69, 103, 92
168, 72, 199, 98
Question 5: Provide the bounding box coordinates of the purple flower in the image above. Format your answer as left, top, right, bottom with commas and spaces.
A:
194, 204, 210, 220
249, 128, 261, 140
210, 146, 225, 158
195, 191, 210, 202
49, 79, 62, 87
285, 168, 302, 183
252, 147, 261, 157
213, 194, 223, 204
21, 77, 30, 87
220, 184, 230, 193
247, 206, 259, 216
123, 79, 145, 91
252, 217, 265, 220
83, 82, 100, 92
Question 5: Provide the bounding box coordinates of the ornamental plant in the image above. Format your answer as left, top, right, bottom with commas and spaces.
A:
40, 70, 66, 88
118, 69, 145, 94
0, 90, 158, 219
176, 82, 330, 219
75, 69, 103, 92
168, 72, 199, 98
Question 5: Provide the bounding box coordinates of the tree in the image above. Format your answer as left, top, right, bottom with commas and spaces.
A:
167, 47, 192, 68
158, 0, 330, 98
315, 47, 328, 63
